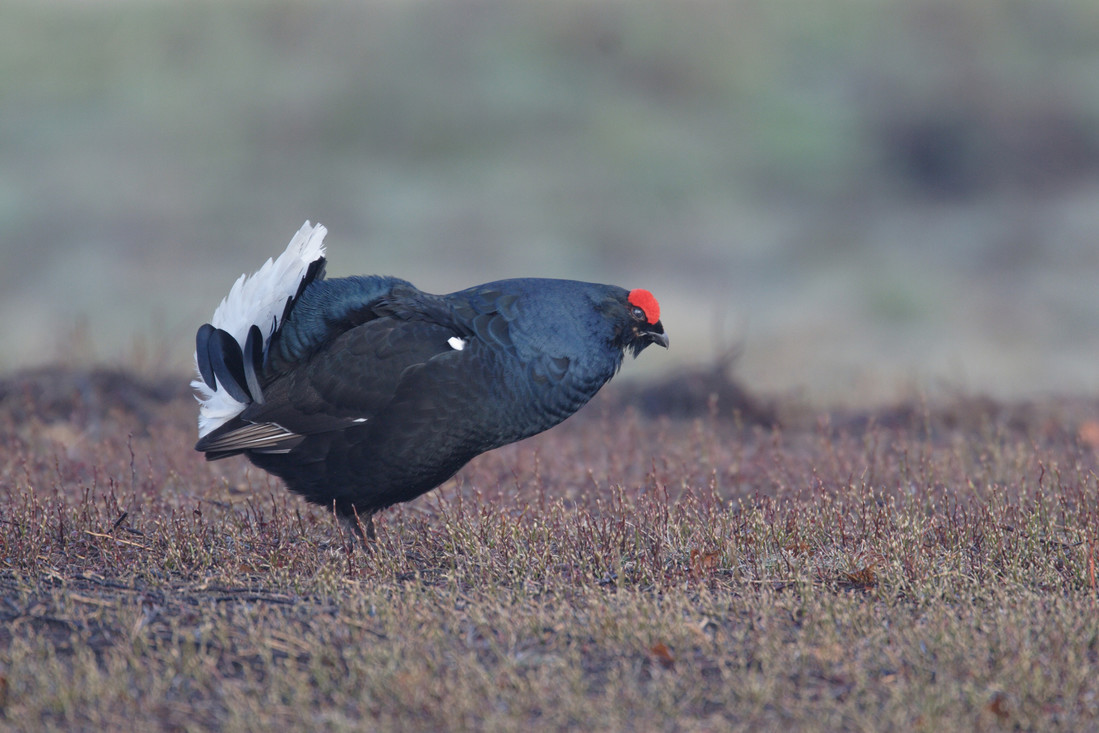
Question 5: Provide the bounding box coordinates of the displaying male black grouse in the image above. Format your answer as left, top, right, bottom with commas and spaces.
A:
193, 222, 668, 542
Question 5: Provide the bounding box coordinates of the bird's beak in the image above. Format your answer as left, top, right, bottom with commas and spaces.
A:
644, 320, 669, 349
629, 320, 668, 357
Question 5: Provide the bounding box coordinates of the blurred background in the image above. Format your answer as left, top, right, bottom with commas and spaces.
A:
2, 0, 1099, 405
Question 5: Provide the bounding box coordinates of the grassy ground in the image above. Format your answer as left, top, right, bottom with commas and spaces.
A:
0, 367, 1097, 731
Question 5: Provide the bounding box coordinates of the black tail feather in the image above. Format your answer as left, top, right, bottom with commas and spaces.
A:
243, 324, 266, 405
196, 258, 326, 407
299, 256, 327, 299
209, 328, 252, 404
195, 323, 217, 389
279, 256, 327, 326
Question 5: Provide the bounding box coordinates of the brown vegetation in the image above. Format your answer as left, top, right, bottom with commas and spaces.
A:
1, 367, 1097, 730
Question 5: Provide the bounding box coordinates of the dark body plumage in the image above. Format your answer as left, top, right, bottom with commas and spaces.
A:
194, 226, 667, 541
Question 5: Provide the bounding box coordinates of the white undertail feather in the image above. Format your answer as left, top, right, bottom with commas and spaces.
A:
193, 221, 327, 437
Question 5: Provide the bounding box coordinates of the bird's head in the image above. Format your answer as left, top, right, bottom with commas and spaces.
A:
621, 288, 669, 357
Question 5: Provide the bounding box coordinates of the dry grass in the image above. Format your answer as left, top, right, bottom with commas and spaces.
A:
1, 368, 1098, 731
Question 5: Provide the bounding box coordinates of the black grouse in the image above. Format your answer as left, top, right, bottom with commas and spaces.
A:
193, 222, 668, 542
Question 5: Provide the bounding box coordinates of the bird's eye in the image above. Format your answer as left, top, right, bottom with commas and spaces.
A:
630, 306, 646, 321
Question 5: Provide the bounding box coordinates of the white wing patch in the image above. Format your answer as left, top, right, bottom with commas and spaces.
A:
193, 221, 327, 438
447, 336, 467, 351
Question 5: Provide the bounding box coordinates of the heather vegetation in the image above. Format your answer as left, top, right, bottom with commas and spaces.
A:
1, 367, 1096, 730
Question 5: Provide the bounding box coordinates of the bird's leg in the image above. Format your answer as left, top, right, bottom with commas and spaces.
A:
338, 509, 376, 551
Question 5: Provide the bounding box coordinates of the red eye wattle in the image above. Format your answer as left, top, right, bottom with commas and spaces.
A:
628, 289, 660, 324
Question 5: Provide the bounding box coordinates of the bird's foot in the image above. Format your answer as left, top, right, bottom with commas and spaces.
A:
338, 511, 376, 552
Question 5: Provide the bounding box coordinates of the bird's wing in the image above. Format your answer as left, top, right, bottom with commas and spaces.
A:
262, 275, 416, 382
364, 318, 608, 464
195, 317, 462, 457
